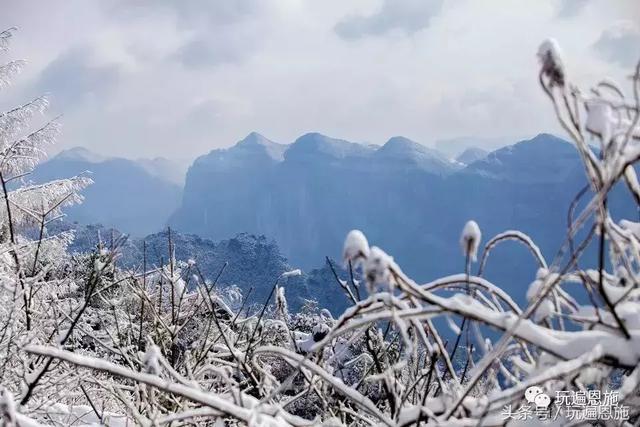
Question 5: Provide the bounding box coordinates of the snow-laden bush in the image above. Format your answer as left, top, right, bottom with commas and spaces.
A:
0, 27, 103, 411
2, 29, 640, 426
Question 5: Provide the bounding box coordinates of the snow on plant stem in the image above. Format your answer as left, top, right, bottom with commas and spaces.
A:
460, 220, 481, 262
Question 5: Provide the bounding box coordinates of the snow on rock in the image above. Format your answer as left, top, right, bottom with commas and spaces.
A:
281, 269, 302, 278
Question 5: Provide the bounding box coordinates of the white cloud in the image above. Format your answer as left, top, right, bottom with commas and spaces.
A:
1, 0, 638, 160
592, 21, 640, 68
35, 47, 121, 109
556, 0, 590, 19
335, 0, 444, 39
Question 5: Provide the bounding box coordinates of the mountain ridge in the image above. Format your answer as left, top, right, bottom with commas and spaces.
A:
59, 222, 352, 313
44, 132, 633, 306
170, 132, 607, 293
32, 151, 183, 236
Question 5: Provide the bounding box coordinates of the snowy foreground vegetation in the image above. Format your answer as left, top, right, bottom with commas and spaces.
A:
2, 30, 640, 426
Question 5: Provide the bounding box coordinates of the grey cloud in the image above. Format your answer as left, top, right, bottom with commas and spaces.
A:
174, 100, 226, 143
556, 0, 590, 19
106, 0, 264, 27
36, 47, 120, 109
335, 0, 443, 40
593, 22, 640, 68
173, 32, 253, 68
103, 0, 267, 69
160, 0, 262, 26
7, 0, 634, 160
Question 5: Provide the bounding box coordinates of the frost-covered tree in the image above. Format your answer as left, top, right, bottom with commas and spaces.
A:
0, 28, 100, 418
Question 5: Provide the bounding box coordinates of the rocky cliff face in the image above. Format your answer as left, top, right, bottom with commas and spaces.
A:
170, 132, 462, 272
51, 132, 637, 306
170, 132, 629, 305
62, 223, 355, 313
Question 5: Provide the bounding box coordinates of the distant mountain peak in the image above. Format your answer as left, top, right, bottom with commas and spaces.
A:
33, 149, 183, 237
298, 132, 330, 141
294, 132, 346, 147
54, 147, 107, 163
285, 132, 373, 160
528, 133, 567, 145
379, 136, 439, 155
235, 132, 287, 161
376, 136, 457, 174
238, 132, 273, 147
135, 156, 189, 185
455, 147, 488, 165
381, 136, 425, 153
195, 132, 287, 167
463, 133, 577, 182
386, 135, 416, 145
435, 136, 513, 158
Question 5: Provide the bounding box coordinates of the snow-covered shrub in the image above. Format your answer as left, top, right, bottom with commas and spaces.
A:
0, 28, 104, 414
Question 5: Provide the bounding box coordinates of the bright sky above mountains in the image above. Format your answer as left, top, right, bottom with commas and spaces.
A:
3, 0, 639, 158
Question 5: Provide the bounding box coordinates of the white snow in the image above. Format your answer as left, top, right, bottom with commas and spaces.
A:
363, 246, 393, 293
3, 34, 640, 427
281, 269, 302, 278
537, 38, 565, 86
460, 220, 482, 262
586, 99, 615, 143
342, 229, 370, 265
143, 342, 162, 375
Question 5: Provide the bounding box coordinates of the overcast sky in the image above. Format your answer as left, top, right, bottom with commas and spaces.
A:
2, 0, 639, 159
